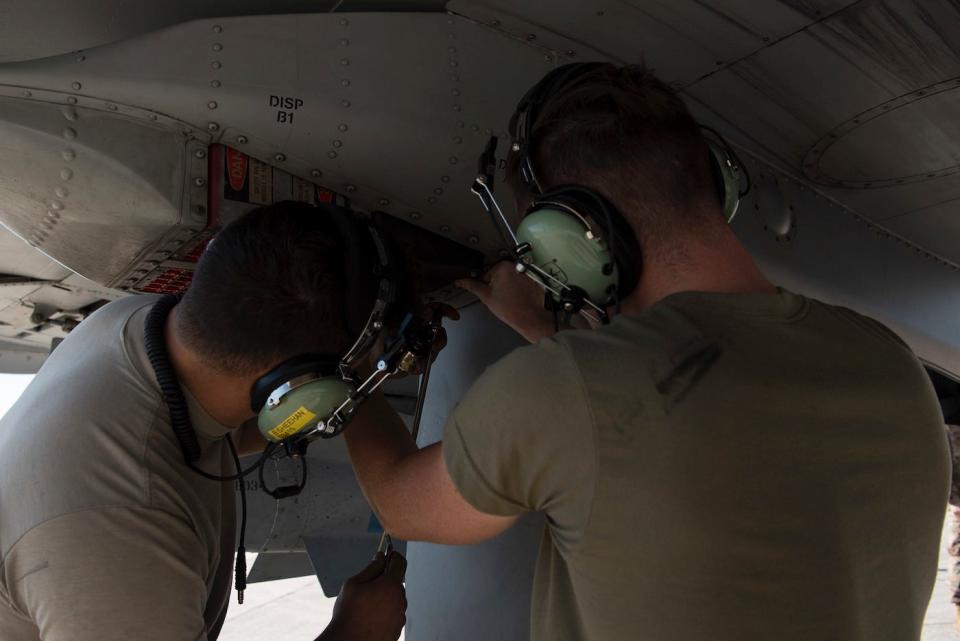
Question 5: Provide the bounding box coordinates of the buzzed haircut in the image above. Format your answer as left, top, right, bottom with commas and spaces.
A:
521, 64, 722, 247
176, 201, 351, 375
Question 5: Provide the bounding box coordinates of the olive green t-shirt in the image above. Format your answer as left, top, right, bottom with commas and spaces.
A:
0, 296, 236, 641
444, 289, 950, 641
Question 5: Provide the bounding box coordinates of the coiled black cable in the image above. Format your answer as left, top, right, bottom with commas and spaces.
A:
144, 294, 272, 603
144, 295, 201, 463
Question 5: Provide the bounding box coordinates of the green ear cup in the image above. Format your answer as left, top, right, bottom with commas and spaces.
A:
257, 379, 355, 442
516, 207, 619, 305
706, 137, 742, 223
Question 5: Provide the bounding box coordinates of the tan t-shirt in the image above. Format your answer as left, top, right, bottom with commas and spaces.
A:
0, 295, 236, 641
445, 289, 950, 641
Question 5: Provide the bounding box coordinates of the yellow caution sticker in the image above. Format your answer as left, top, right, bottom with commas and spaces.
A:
267, 406, 318, 441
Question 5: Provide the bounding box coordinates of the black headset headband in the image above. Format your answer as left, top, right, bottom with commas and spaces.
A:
509, 62, 608, 193
321, 204, 385, 341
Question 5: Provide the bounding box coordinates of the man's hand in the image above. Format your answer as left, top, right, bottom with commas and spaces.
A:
319, 552, 407, 641
456, 262, 557, 343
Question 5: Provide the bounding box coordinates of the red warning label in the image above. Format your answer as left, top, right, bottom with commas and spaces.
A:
226, 148, 248, 192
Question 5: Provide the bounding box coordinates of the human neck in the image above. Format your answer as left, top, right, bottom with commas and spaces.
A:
618, 225, 776, 317
165, 306, 257, 428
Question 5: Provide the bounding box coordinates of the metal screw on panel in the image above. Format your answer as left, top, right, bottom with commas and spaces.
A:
212, 43, 223, 52
212, 25, 223, 33
22, 90, 32, 97
59, 168, 73, 181
54, 186, 69, 198
340, 79, 351, 87
62, 149, 76, 162
207, 122, 220, 132
76, 55, 86, 62
452, 89, 461, 97
526, 33, 536, 41
544, 55, 553, 62
433, 188, 443, 195
237, 135, 248, 144
50, 200, 64, 210
427, 196, 437, 204
210, 80, 221, 88
62, 107, 78, 121
211, 61, 222, 69
340, 39, 349, 46
340, 58, 350, 66
328, 151, 338, 159
345, 184, 357, 192
107, 103, 117, 111
339, 18, 349, 26
490, 18, 501, 26
378, 198, 390, 206
448, 46, 457, 53
452, 104, 462, 112
332, 139, 343, 148
71, 82, 82, 90
467, 235, 480, 245
62, 128, 77, 140
194, 149, 207, 159
449, 60, 458, 68
207, 101, 218, 110
341, 100, 351, 108
337, 123, 348, 132
411, 212, 424, 221
67, 96, 78, 105
310, 169, 322, 177
440, 224, 450, 232
441, 175, 451, 183
448, 156, 458, 164
453, 136, 462, 144
194, 177, 206, 187
565, 50, 576, 56
274, 153, 286, 162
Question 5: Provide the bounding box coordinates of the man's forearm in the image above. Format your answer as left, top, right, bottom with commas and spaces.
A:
343, 392, 417, 526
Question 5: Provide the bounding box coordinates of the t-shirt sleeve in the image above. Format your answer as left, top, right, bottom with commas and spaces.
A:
4, 507, 211, 641
443, 338, 597, 521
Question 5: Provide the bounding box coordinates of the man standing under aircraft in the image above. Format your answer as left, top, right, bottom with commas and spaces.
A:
343, 63, 950, 640
0, 203, 407, 641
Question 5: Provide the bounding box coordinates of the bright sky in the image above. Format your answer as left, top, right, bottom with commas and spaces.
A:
0, 373, 34, 419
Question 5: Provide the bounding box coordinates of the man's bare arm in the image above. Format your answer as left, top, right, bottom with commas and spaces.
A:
343, 392, 517, 544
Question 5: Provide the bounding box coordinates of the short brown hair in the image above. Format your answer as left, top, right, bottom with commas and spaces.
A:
516, 64, 721, 248
177, 201, 351, 375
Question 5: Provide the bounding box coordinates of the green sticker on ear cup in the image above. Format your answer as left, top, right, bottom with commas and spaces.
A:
516, 207, 619, 305
258, 378, 355, 442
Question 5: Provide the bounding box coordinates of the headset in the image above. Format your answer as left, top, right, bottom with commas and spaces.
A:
250, 206, 396, 446
472, 62, 750, 324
